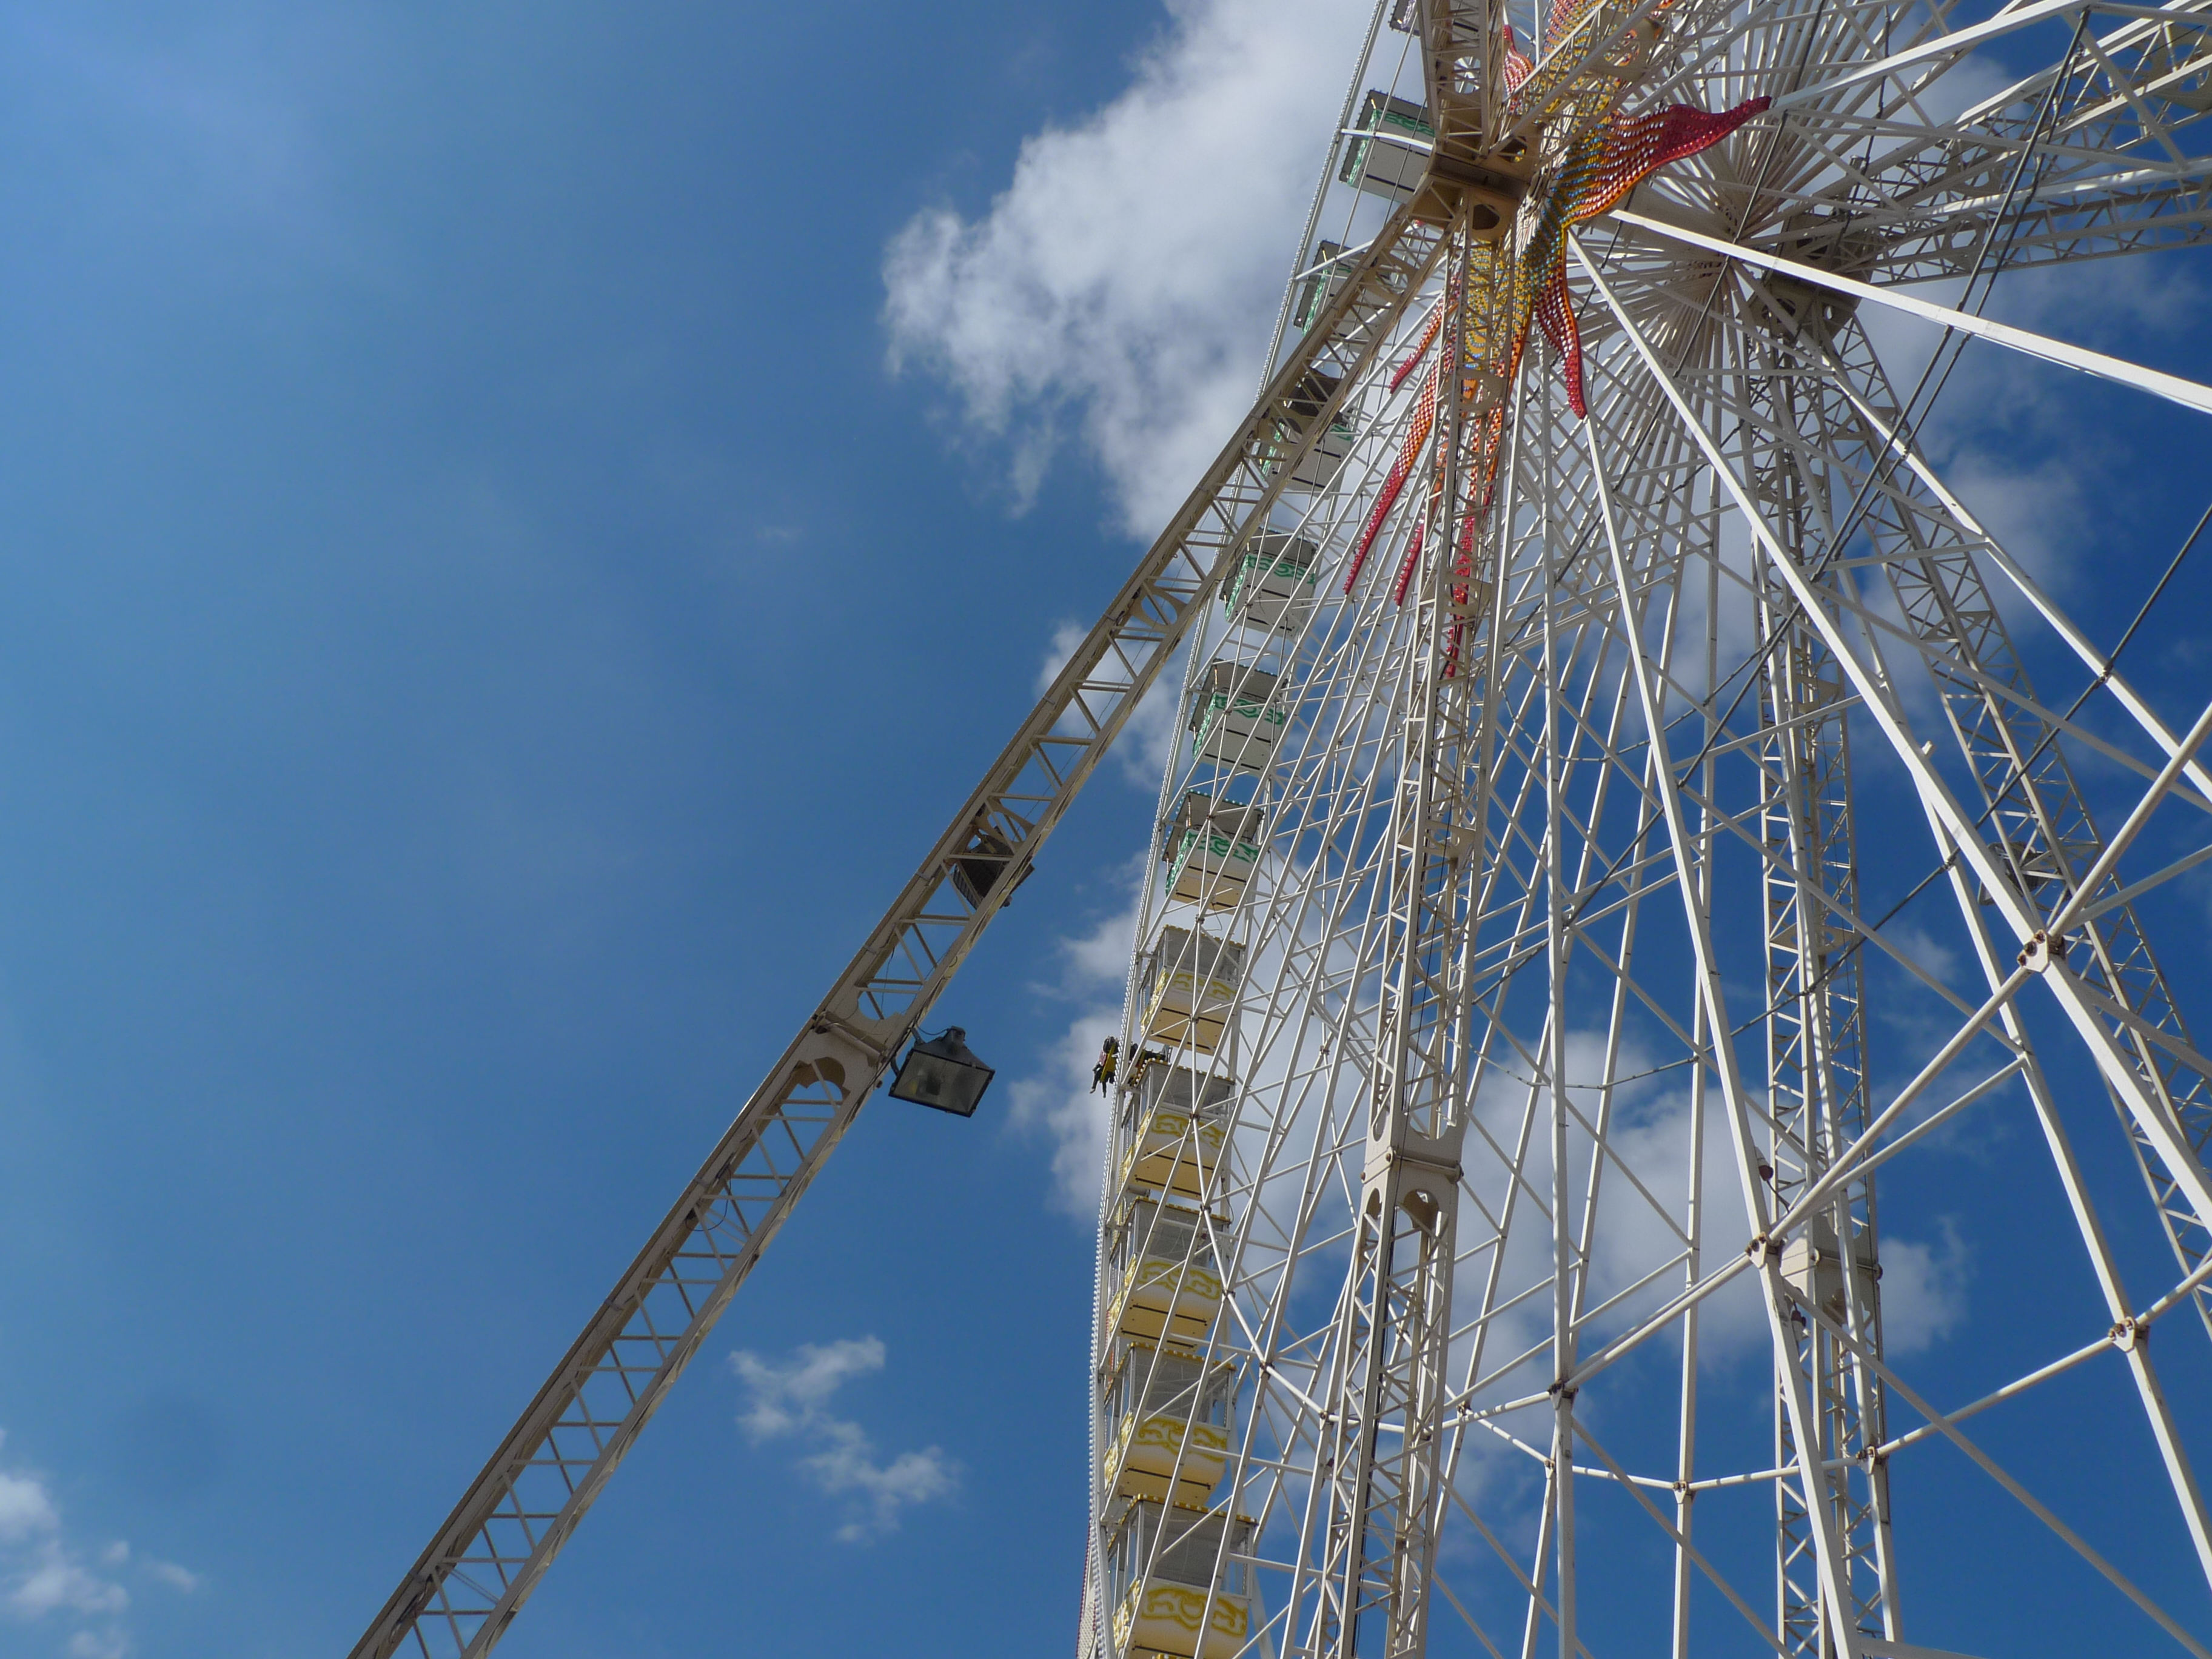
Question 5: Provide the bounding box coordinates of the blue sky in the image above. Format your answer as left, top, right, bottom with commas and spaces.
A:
0, 4, 2209, 1658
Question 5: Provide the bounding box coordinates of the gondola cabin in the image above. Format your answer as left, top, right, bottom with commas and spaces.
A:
1138, 925, 1245, 1054
1338, 89, 1434, 203
1104, 1195, 1225, 1346
1188, 663, 1285, 776
1118, 1064, 1235, 1201
1104, 1500, 1255, 1659
1100, 1341, 1235, 1507
1162, 792, 1265, 910
1223, 532, 1319, 634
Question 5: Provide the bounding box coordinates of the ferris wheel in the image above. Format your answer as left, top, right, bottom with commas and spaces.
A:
349, 2, 2212, 1657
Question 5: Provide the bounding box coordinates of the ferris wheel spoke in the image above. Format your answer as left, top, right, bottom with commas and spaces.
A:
1795, 18, 2212, 272
1806, 1290, 2212, 1655
1645, 0, 2212, 274
1768, 0, 2122, 110
1608, 207, 2212, 412
1079, 1, 2212, 1648
1786, 323, 2212, 1336
1587, 238, 2212, 1309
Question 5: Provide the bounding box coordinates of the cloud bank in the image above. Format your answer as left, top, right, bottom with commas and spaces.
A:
728, 1338, 957, 1542
883, 0, 1364, 535
0, 1427, 201, 1659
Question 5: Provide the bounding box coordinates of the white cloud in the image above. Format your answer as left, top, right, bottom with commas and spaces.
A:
1051, 860, 1148, 996
883, 0, 1363, 535
1456, 1028, 1979, 1395
1885, 923, 1958, 985
803, 1423, 960, 1545
0, 1432, 130, 1659
12, 1542, 128, 1619
0, 1428, 193, 1655
726, 1339, 956, 1541
0, 1470, 58, 1544
144, 1561, 200, 1595
1878, 1219, 1971, 1355
1010, 1005, 1127, 1217
731, 1335, 887, 1440
1475, 1031, 1777, 1370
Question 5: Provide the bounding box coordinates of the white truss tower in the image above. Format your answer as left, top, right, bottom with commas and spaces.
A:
1086, 4, 2212, 1659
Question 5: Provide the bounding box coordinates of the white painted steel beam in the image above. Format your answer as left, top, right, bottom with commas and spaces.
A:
350, 203, 1447, 1659
1608, 209, 2212, 417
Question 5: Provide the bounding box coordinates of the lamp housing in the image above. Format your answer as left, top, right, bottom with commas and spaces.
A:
889, 1027, 995, 1118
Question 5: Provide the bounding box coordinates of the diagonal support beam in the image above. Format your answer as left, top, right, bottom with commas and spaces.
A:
1610, 208, 2212, 417
353, 202, 1451, 1659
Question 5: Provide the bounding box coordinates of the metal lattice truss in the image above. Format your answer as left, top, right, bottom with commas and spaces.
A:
350, 181, 1453, 1659
1090, 2, 2212, 1658
350, 0, 2212, 1653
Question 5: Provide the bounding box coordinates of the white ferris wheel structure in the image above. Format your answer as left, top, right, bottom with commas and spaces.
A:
349, 2, 2212, 1657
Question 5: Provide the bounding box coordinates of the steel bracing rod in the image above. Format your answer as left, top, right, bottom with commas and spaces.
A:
1671, 479, 1718, 1659
1586, 243, 2212, 1610
1638, 0, 2212, 278
1609, 245, 2212, 1325
1795, 326, 2212, 1338
1311, 220, 1480, 1659
1768, 0, 2185, 109
354, 204, 1449, 1659
1797, 1292, 2212, 1658
1609, 209, 2212, 417
1544, 393, 1594, 1659
1577, 344, 1869, 1659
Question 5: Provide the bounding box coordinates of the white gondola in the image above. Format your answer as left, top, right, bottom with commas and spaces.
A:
1104, 1196, 1225, 1345
1099, 1341, 1234, 1506
1222, 532, 1318, 634
1290, 240, 1349, 335
1337, 89, 1433, 203
1266, 367, 1351, 494
1161, 793, 1265, 910
1187, 663, 1284, 776
1138, 925, 1245, 1054
1104, 1500, 1255, 1659
1118, 1062, 1235, 1200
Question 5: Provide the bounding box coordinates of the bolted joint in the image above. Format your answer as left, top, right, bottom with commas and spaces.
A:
2017, 931, 2053, 973
2110, 1316, 2148, 1353
1746, 1234, 1779, 1265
